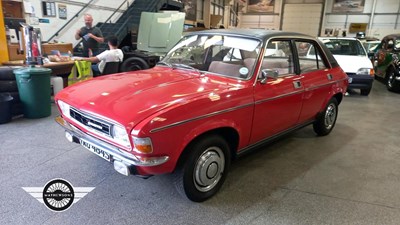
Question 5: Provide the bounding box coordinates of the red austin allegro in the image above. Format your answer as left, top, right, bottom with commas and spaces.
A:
55, 29, 348, 202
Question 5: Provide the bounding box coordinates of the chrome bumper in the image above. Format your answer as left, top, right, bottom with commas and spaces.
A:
55, 116, 169, 176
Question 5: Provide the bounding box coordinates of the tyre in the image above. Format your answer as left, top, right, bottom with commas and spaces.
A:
0, 67, 16, 80
11, 102, 23, 116
0, 80, 18, 92
386, 67, 400, 92
8, 91, 20, 103
119, 57, 149, 72
173, 135, 231, 202
313, 98, 338, 136
360, 88, 371, 96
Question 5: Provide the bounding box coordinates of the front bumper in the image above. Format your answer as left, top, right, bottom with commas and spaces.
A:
55, 116, 169, 176
347, 74, 374, 90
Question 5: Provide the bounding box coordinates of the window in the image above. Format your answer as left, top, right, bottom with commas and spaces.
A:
262, 40, 294, 76
296, 41, 327, 73
211, 0, 225, 24
229, 2, 239, 27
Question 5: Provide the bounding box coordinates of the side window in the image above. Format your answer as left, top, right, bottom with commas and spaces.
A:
296, 41, 327, 73
262, 40, 294, 76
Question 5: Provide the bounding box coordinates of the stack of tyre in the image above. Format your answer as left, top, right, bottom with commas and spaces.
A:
0, 67, 23, 116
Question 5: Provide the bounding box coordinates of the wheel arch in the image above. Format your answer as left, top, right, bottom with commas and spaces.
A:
333, 92, 343, 105
174, 127, 239, 172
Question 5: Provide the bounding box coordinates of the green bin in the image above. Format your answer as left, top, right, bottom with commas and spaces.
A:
13, 67, 52, 118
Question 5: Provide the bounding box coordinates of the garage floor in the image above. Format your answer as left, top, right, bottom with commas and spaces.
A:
1, 81, 399, 225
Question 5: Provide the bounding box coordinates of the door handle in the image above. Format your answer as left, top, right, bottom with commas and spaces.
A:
293, 81, 302, 89
327, 74, 333, 80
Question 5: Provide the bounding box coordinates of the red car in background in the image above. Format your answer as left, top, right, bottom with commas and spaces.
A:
55, 29, 348, 202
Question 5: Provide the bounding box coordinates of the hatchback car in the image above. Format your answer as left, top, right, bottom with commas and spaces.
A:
55, 29, 348, 202
374, 34, 400, 92
319, 37, 374, 96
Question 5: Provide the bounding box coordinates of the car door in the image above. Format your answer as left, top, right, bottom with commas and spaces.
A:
295, 40, 333, 122
250, 40, 304, 143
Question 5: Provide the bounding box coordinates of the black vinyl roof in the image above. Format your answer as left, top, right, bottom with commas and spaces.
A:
185, 29, 314, 41
383, 34, 400, 40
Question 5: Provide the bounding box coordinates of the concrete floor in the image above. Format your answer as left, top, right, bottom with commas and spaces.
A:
1, 80, 400, 225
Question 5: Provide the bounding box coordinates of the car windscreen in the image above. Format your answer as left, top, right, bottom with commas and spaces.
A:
323, 39, 366, 56
161, 34, 262, 79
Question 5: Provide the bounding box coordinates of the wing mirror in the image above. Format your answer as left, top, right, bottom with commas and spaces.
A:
260, 69, 279, 84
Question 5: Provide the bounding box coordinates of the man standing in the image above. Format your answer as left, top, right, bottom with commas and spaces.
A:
75, 13, 104, 57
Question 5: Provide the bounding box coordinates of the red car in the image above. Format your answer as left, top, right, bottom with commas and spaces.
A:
55, 29, 348, 202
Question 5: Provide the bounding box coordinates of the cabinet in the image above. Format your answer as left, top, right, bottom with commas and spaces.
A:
7, 43, 74, 61
7, 44, 25, 61
42, 43, 73, 55
2, 1, 23, 18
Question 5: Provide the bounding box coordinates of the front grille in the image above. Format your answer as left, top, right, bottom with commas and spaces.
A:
70, 108, 111, 137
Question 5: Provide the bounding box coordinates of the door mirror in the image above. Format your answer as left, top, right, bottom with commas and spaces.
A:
260, 69, 279, 84
367, 52, 374, 58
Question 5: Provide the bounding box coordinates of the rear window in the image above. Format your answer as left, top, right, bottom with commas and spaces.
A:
323, 39, 366, 56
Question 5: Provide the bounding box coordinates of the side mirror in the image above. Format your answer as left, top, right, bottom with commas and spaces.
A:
260, 69, 279, 84
367, 52, 374, 58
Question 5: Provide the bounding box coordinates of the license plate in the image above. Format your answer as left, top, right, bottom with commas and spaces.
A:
348, 77, 353, 83
80, 139, 111, 162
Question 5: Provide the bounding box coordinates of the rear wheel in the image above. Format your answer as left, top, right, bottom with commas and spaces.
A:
173, 135, 230, 202
386, 67, 400, 92
313, 98, 338, 136
119, 57, 149, 72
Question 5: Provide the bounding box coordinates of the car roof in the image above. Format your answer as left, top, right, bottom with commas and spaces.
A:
382, 34, 400, 40
318, 37, 358, 41
185, 29, 314, 41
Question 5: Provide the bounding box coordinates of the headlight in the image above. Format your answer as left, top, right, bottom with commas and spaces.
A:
133, 137, 153, 154
112, 125, 131, 149
357, 68, 374, 76
57, 100, 70, 118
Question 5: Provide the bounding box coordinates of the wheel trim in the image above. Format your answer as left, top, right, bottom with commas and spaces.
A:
387, 72, 395, 88
324, 103, 337, 130
193, 147, 225, 192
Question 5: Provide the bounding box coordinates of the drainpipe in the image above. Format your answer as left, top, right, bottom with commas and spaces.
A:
395, 2, 400, 29
368, 0, 377, 37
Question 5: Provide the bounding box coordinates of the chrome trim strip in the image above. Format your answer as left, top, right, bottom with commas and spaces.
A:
255, 89, 304, 105
55, 116, 169, 167
151, 77, 346, 133
150, 102, 254, 133
304, 80, 338, 91
237, 120, 315, 157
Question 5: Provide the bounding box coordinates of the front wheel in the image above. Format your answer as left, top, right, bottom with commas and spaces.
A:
173, 135, 231, 202
313, 98, 338, 136
386, 68, 400, 92
360, 88, 371, 96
